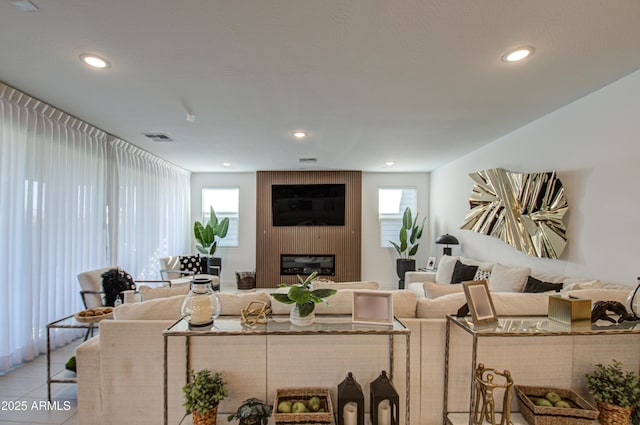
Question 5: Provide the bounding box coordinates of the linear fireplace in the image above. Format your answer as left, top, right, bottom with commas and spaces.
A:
281, 255, 336, 276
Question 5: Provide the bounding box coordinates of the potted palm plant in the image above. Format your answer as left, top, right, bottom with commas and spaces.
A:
227, 398, 272, 425
389, 206, 425, 289
585, 359, 640, 425
183, 369, 228, 425
271, 271, 336, 326
194, 207, 230, 275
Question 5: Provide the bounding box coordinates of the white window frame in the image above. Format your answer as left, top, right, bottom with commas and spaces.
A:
378, 187, 418, 248
202, 187, 240, 247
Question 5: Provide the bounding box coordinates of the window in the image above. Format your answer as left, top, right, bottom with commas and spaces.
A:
202, 188, 240, 247
378, 187, 417, 247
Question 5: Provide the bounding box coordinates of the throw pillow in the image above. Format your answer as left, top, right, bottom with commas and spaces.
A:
423, 282, 464, 299
139, 284, 190, 301
451, 260, 478, 283
473, 269, 492, 281
113, 294, 184, 320
488, 263, 531, 292
523, 276, 563, 293
180, 255, 205, 273
435, 256, 460, 284
312, 280, 379, 290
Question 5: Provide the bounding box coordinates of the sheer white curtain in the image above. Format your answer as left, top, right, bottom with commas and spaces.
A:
108, 138, 191, 280
0, 83, 192, 373
0, 83, 109, 372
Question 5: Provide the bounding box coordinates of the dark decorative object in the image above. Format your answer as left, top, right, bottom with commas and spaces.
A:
473, 363, 513, 425
591, 301, 636, 324
395, 259, 415, 290
370, 371, 399, 425
435, 233, 459, 256
180, 255, 206, 274
100, 268, 136, 307
523, 276, 563, 293
337, 372, 364, 425
227, 398, 272, 425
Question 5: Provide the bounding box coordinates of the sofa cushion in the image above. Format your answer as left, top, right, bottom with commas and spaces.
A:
488, 263, 531, 292
312, 280, 379, 290
218, 292, 272, 316
416, 291, 550, 318
564, 288, 632, 307
435, 256, 459, 284
562, 279, 603, 291
407, 282, 426, 298
180, 255, 205, 273
451, 260, 478, 284
114, 295, 184, 320
139, 284, 190, 301
423, 282, 464, 299
523, 276, 563, 293
473, 269, 492, 281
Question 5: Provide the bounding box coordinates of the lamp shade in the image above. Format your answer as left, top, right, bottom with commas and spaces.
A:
435, 234, 459, 245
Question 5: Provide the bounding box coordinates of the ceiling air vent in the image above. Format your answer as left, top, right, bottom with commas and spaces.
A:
299, 158, 317, 164
142, 133, 174, 142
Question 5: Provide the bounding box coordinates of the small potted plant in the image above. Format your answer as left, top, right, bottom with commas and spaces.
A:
194, 207, 230, 275
227, 398, 272, 425
271, 271, 336, 326
585, 359, 640, 425
389, 206, 425, 289
183, 369, 228, 425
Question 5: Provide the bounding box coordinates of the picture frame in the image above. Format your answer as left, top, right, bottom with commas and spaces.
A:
352, 290, 394, 325
426, 256, 436, 271
462, 280, 498, 325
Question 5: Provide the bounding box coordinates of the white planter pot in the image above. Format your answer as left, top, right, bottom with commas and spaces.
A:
290, 305, 315, 326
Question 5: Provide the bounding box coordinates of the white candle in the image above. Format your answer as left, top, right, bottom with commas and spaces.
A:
190, 295, 212, 324
378, 400, 390, 425
343, 402, 357, 425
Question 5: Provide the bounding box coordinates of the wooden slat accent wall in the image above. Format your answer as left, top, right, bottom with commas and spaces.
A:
256, 171, 362, 287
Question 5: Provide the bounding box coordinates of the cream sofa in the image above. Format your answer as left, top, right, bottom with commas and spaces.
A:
76, 270, 640, 425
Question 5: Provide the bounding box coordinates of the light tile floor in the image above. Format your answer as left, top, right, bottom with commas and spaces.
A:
0, 339, 82, 425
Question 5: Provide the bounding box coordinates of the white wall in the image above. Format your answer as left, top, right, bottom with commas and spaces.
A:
190, 172, 430, 289
190, 173, 257, 287
362, 172, 430, 290
430, 69, 640, 286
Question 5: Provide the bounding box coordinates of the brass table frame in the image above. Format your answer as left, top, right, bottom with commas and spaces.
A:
163, 315, 410, 425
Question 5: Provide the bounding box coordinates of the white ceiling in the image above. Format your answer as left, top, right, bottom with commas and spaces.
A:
1, 0, 639, 173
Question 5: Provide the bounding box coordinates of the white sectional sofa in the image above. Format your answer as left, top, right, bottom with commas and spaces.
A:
75, 262, 640, 425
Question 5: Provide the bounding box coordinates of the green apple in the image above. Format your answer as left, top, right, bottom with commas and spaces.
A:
535, 398, 553, 407
308, 396, 322, 412
278, 401, 292, 413
292, 401, 307, 413
554, 400, 571, 408
545, 392, 562, 404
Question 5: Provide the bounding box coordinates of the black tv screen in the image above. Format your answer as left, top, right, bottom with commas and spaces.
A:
272, 184, 345, 226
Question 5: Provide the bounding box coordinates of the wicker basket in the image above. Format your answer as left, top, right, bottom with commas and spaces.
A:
515, 385, 599, 425
236, 271, 256, 290
192, 405, 218, 425
273, 387, 333, 424
596, 400, 633, 425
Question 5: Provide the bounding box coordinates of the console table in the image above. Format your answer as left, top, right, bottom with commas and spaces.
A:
46, 315, 99, 401
444, 315, 640, 425
163, 315, 410, 425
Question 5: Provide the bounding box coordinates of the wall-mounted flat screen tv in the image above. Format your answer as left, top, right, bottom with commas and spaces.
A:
272, 184, 345, 226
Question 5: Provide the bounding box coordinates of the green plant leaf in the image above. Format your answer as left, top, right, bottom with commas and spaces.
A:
311, 289, 337, 299
288, 286, 310, 304
217, 217, 229, 238
402, 207, 412, 229
408, 244, 419, 256
207, 207, 218, 229
297, 301, 315, 317
194, 222, 207, 246
271, 293, 294, 304
389, 241, 402, 255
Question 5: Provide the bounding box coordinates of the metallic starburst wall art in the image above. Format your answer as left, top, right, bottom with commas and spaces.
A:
461, 168, 568, 259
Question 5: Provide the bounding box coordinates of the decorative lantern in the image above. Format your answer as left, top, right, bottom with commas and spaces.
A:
337, 372, 364, 425
181, 277, 221, 329
370, 371, 399, 425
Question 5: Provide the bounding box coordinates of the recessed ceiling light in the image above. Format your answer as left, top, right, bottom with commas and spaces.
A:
502, 47, 535, 63
79, 53, 111, 69
385, 161, 395, 166
292, 131, 308, 139
222, 162, 231, 167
